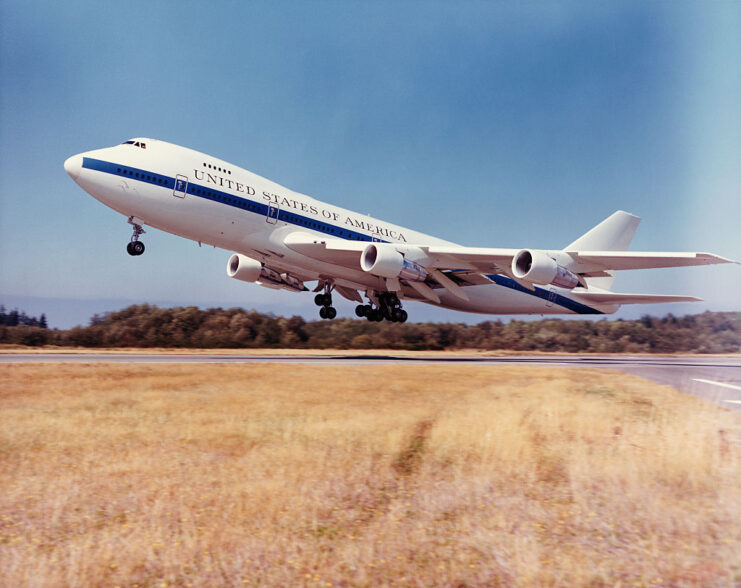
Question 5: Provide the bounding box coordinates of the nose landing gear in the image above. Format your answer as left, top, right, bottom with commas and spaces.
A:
126, 218, 146, 256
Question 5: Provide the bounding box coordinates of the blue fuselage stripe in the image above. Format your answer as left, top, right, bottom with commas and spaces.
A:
486, 275, 604, 315
82, 157, 602, 315
82, 157, 377, 242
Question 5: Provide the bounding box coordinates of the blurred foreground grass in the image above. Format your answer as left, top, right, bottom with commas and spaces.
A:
1, 364, 740, 586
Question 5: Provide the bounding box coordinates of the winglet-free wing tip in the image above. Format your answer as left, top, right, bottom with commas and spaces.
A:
697, 253, 738, 265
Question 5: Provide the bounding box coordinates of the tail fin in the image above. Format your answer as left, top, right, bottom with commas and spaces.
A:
564, 210, 641, 290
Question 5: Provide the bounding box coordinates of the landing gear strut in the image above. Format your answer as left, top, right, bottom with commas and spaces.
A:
126, 219, 146, 256
355, 292, 407, 323
314, 282, 337, 319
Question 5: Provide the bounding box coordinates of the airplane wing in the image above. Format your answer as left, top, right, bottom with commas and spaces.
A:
283, 232, 735, 304
566, 251, 735, 271
284, 233, 734, 274
421, 247, 735, 273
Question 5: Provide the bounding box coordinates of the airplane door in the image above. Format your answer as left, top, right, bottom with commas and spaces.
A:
173, 175, 188, 198
546, 288, 557, 307
266, 203, 279, 224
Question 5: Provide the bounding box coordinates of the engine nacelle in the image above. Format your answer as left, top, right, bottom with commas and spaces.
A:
511, 249, 580, 289
360, 243, 427, 282
227, 254, 263, 283
226, 254, 305, 292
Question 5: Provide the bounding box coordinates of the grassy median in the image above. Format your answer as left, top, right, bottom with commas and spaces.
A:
1, 364, 740, 586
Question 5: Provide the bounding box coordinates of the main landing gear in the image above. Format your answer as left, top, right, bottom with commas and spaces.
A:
355, 292, 408, 323
126, 219, 146, 256
314, 284, 337, 320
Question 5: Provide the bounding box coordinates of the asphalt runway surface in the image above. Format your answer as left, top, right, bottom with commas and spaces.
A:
3, 352, 740, 409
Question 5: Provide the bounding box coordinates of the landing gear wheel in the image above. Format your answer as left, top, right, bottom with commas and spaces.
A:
319, 306, 337, 320
355, 304, 367, 317
398, 309, 408, 323
314, 293, 333, 307
391, 308, 404, 322
127, 218, 146, 256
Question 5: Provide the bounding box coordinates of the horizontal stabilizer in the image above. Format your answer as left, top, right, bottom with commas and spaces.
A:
571, 291, 702, 305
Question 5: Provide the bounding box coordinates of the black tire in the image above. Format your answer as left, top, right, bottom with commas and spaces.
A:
355, 305, 366, 317
326, 306, 337, 319
366, 309, 378, 322
319, 306, 328, 319
398, 310, 408, 323
131, 241, 145, 256
392, 308, 404, 322
126, 242, 136, 256
314, 294, 325, 306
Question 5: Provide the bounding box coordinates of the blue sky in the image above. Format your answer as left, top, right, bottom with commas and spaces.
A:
1, 1, 739, 328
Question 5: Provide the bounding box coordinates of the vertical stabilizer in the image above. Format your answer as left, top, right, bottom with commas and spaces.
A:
564, 210, 641, 290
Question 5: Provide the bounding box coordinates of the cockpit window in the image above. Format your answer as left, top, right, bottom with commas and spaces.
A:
121, 140, 146, 149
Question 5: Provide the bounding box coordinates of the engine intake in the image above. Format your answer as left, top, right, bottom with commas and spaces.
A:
226, 254, 305, 292
360, 244, 427, 282
511, 249, 580, 289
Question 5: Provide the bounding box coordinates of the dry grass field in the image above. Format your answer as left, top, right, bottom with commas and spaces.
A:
1, 364, 740, 587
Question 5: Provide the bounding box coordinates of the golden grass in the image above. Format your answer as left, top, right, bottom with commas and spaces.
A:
1, 364, 740, 587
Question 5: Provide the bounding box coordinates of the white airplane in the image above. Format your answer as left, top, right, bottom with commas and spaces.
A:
64, 138, 734, 322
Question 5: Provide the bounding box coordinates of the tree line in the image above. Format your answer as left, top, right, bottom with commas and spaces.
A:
0, 304, 739, 353
0, 306, 48, 329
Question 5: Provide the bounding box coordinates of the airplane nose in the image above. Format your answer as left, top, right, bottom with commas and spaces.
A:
64, 154, 82, 180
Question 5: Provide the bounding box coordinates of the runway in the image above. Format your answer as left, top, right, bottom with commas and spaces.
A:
2, 352, 740, 408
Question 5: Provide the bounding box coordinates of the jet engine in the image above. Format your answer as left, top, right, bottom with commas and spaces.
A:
360, 243, 427, 282
226, 254, 305, 292
511, 249, 580, 289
